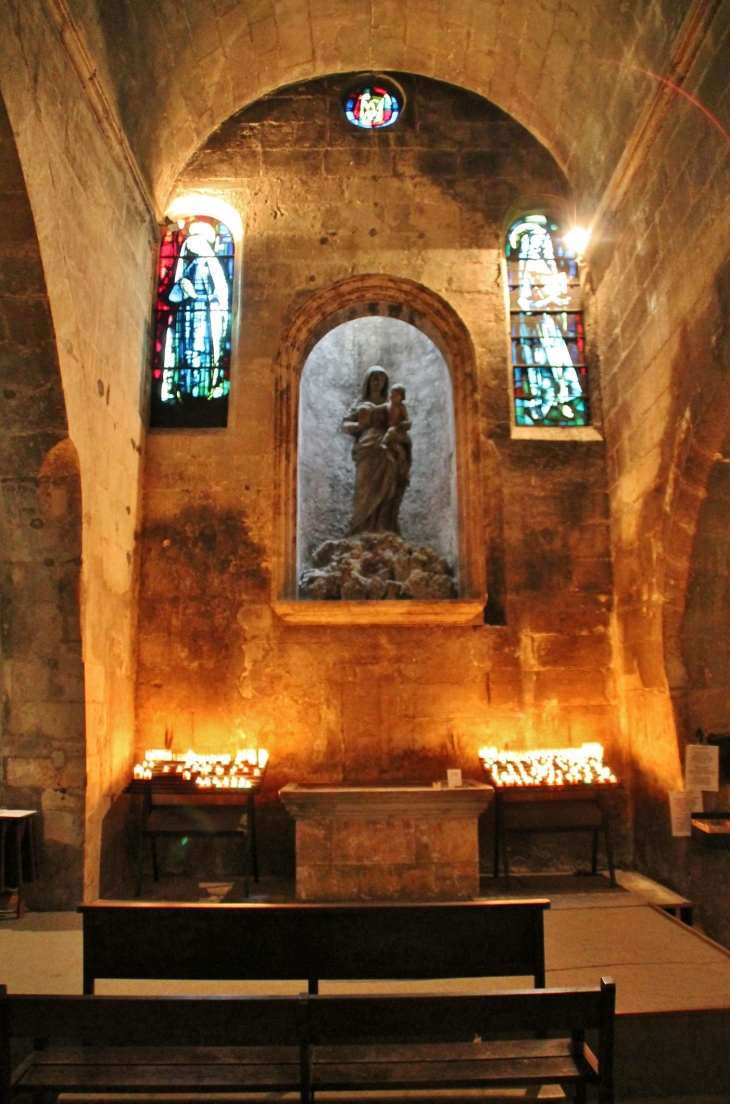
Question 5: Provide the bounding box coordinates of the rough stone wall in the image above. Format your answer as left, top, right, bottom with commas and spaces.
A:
680, 434, 730, 740
136, 74, 620, 876
675, 435, 730, 946
0, 1, 155, 899
591, 2, 730, 940
0, 92, 85, 908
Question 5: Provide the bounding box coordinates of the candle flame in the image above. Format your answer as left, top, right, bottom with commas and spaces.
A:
133, 748, 269, 788
478, 743, 617, 787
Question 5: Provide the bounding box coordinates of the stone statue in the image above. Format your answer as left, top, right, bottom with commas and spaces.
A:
342, 366, 412, 535
299, 364, 455, 600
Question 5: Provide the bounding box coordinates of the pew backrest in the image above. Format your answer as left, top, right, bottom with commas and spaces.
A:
0, 992, 303, 1048
78, 899, 549, 994
306, 981, 615, 1045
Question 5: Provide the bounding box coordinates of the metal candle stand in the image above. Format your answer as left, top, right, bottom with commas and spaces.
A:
486, 779, 619, 887
126, 765, 264, 898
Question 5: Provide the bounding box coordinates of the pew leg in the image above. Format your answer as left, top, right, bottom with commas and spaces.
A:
135, 835, 145, 898
250, 792, 259, 883
492, 803, 500, 880
501, 823, 511, 888
591, 829, 599, 874
243, 827, 250, 900
573, 1080, 587, 1104
150, 836, 160, 883
603, 821, 616, 887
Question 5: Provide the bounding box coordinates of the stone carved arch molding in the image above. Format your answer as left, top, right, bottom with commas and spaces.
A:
273, 275, 485, 624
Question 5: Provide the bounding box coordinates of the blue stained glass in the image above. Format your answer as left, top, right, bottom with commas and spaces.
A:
151, 216, 234, 426
506, 216, 589, 428
345, 86, 400, 129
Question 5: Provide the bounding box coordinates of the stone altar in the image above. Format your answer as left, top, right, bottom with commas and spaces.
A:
279, 782, 493, 900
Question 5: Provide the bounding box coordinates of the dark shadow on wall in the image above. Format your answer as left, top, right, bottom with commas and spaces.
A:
0, 91, 85, 910
482, 439, 507, 625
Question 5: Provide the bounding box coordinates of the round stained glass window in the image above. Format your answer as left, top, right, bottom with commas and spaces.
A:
345, 83, 401, 129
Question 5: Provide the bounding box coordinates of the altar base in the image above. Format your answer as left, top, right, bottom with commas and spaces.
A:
279, 783, 493, 900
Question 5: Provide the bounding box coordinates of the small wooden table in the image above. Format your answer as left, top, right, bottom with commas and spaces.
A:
0, 809, 38, 918
490, 783, 618, 887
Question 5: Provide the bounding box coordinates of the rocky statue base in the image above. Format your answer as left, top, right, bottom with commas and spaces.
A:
300, 532, 456, 600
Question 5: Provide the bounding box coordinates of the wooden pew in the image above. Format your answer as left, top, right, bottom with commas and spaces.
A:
0, 988, 305, 1102
79, 899, 549, 994
304, 980, 616, 1104
0, 981, 616, 1104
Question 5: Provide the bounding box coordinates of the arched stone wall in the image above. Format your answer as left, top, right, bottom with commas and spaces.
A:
0, 92, 85, 909
135, 68, 619, 862
273, 274, 485, 604
79, 0, 705, 211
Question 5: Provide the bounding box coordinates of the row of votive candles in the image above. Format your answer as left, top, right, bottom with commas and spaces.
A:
133, 748, 269, 786
478, 743, 617, 787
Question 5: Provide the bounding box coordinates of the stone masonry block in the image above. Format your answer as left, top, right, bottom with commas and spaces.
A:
296, 817, 332, 864
413, 817, 477, 864
331, 818, 415, 865
533, 669, 612, 706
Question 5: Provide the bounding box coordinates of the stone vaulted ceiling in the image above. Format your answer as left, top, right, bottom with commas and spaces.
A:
69, 0, 695, 210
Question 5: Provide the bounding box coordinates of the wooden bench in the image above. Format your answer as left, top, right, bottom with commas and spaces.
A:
0, 989, 305, 1101
305, 979, 615, 1103
0, 982, 615, 1104
79, 899, 549, 994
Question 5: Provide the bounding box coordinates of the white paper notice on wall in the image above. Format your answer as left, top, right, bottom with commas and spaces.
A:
687, 791, 704, 813
685, 744, 720, 792
669, 792, 694, 837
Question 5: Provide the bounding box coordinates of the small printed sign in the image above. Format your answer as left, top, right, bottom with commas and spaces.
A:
687, 790, 704, 813
669, 792, 694, 837
447, 769, 463, 789
685, 744, 720, 793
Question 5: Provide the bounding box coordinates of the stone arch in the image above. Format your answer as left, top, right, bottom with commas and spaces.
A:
273, 274, 485, 605
0, 92, 85, 908
79, 0, 699, 212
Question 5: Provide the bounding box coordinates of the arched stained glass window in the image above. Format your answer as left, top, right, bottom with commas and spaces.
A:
506, 215, 588, 428
150, 215, 235, 428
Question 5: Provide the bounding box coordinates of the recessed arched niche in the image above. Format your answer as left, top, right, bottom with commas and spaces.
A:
273, 274, 486, 624
297, 316, 458, 584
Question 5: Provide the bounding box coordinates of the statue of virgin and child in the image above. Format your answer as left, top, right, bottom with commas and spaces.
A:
342, 366, 412, 535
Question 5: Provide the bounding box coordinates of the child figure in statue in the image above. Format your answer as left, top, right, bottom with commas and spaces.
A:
381, 384, 412, 473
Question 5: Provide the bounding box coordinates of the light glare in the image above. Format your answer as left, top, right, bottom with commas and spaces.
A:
564, 225, 591, 256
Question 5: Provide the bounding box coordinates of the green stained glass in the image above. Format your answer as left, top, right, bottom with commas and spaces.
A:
506, 216, 589, 428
